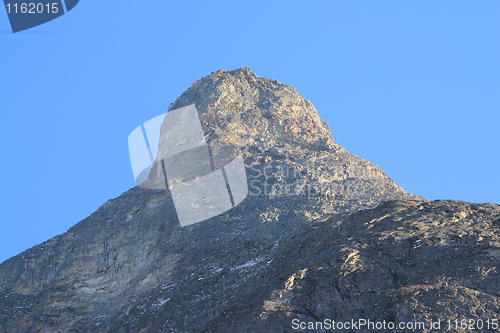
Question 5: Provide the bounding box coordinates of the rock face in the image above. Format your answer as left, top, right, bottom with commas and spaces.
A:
1, 68, 498, 333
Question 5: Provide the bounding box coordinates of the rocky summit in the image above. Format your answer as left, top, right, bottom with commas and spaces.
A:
1, 68, 499, 333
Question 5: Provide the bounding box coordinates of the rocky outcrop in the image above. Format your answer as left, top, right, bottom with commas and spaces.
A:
1, 69, 497, 333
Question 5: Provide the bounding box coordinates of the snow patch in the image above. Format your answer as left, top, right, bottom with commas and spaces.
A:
359, 204, 380, 211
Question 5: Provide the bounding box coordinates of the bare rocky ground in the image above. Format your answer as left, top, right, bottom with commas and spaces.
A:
0, 68, 498, 332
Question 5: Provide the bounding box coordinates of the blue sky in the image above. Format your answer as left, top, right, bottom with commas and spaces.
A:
1, 1, 499, 263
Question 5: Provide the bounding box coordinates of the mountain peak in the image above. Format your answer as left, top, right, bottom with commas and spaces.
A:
209, 67, 257, 78
168, 67, 337, 151
145, 68, 422, 211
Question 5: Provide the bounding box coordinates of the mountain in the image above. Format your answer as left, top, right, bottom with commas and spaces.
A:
1, 68, 498, 333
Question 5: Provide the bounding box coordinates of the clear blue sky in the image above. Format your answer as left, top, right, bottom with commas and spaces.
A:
1, 1, 499, 263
